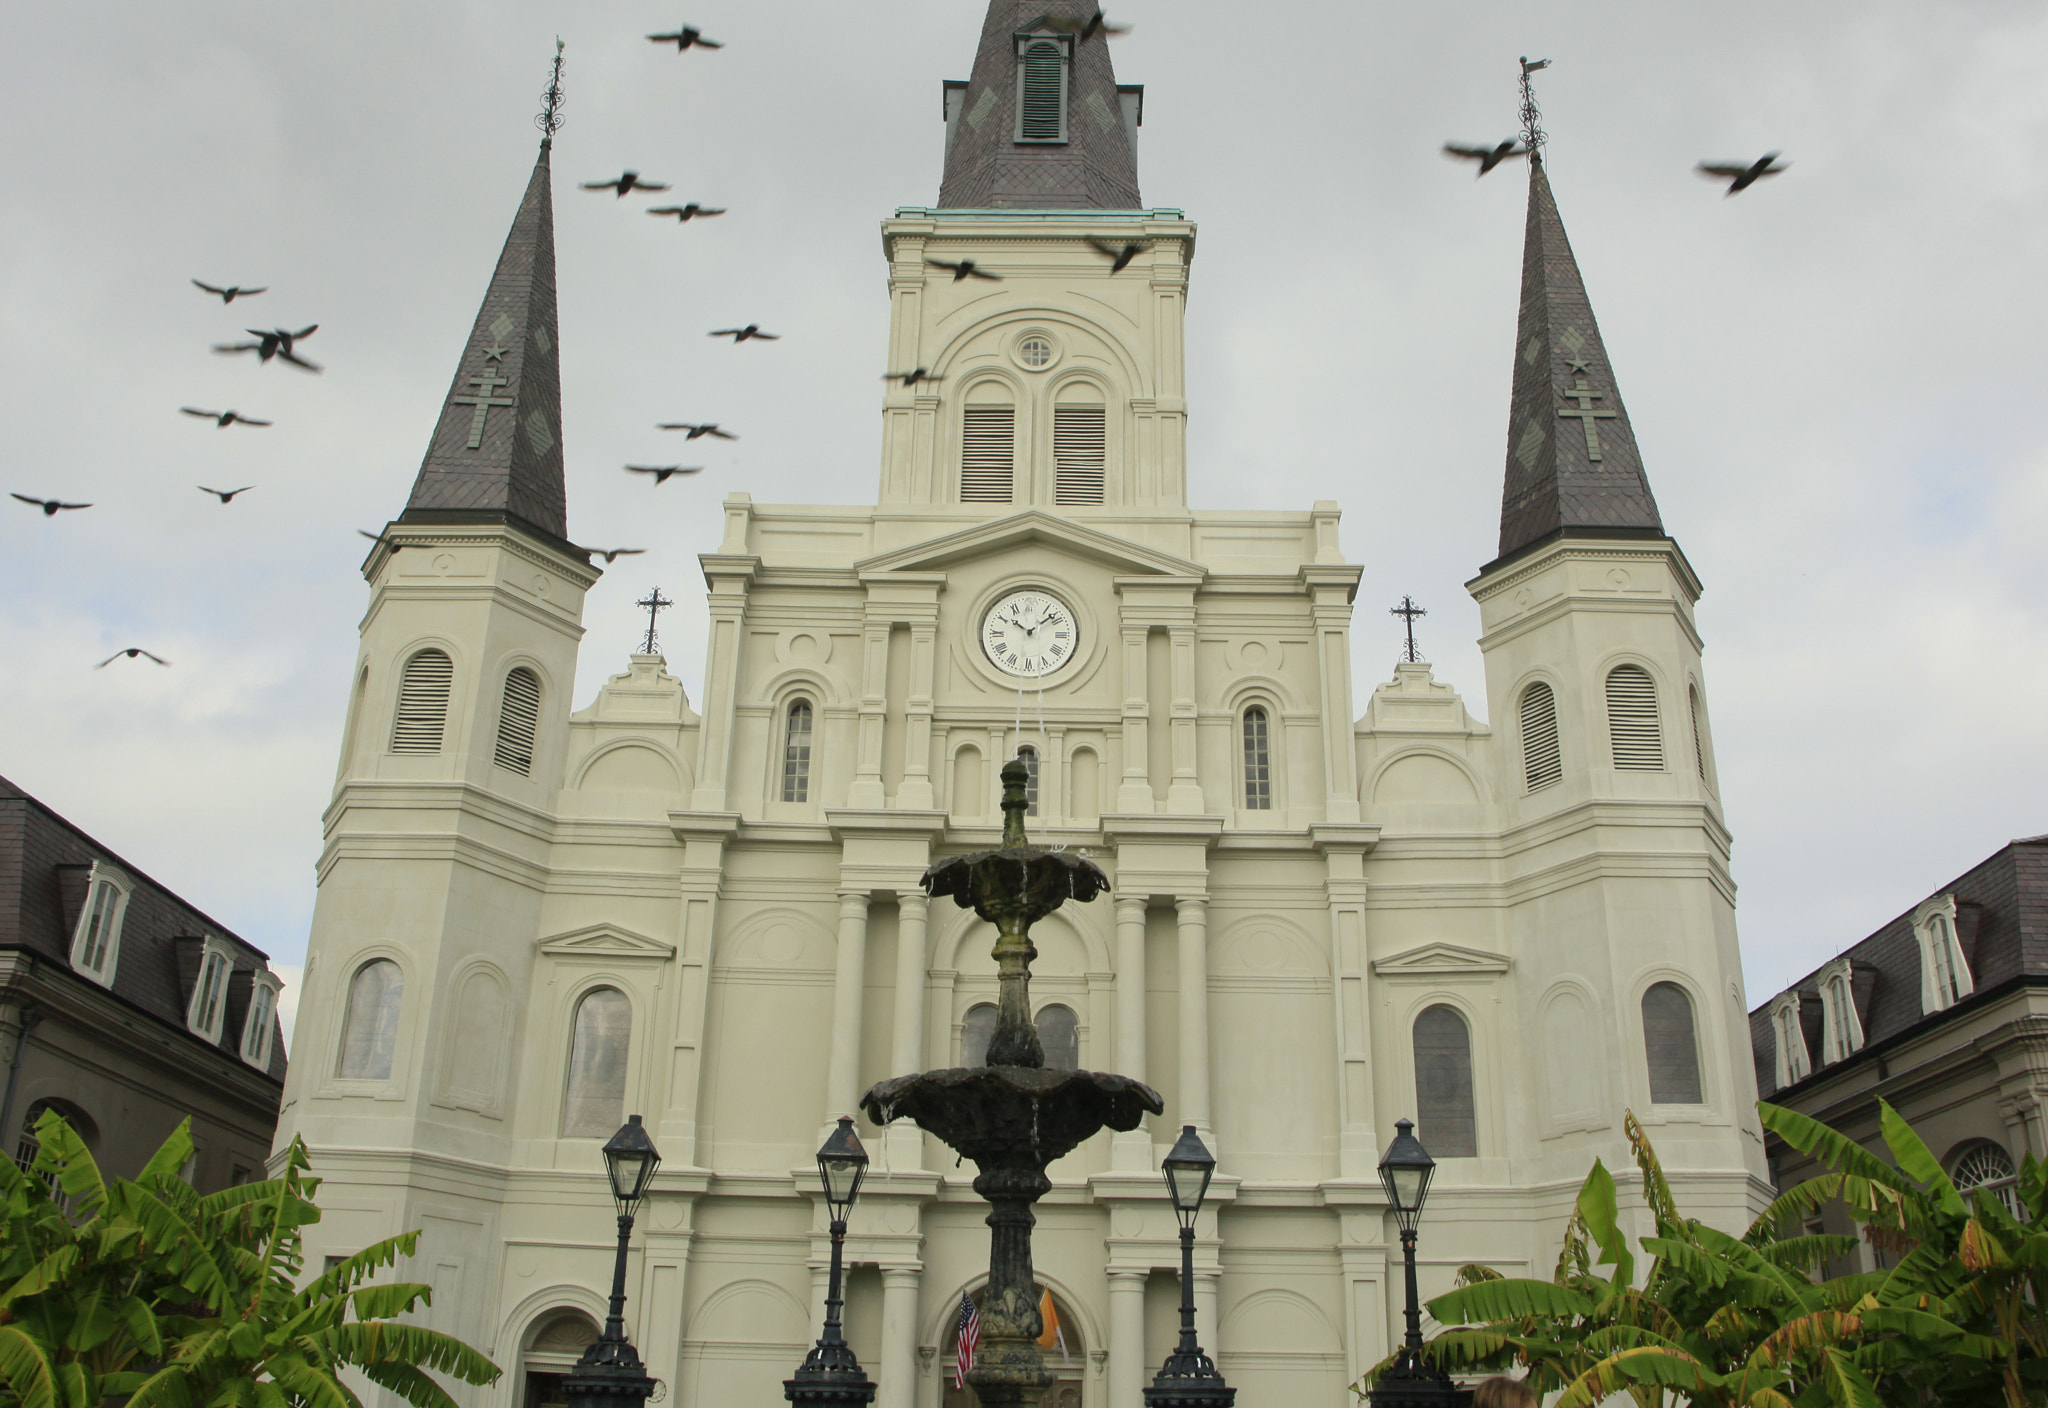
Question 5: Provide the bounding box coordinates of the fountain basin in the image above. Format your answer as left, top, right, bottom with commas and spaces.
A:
862, 1064, 1162, 1165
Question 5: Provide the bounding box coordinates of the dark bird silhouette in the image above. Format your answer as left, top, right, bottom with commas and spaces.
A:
96, 648, 169, 668
1697, 151, 1790, 195
214, 324, 321, 371
181, 408, 271, 427
577, 546, 649, 563
1084, 235, 1149, 273
198, 485, 255, 503
647, 204, 726, 222
1047, 9, 1130, 39
583, 171, 670, 198
657, 422, 738, 440
708, 325, 779, 342
192, 279, 265, 303
926, 258, 1001, 283
358, 529, 399, 549
1443, 139, 1530, 177
12, 493, 91, 516
882, 368, 944, 387
626, 465, 704, 484
647, 26, 723, 50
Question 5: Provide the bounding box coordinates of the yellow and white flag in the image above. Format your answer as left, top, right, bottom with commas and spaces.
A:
1036, 1288, 1068, 1360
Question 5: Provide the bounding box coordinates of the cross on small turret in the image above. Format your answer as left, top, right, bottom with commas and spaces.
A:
636, 586, 673, 655
1390, 596, 1428, 663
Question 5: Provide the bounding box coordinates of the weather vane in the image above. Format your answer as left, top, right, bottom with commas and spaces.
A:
636, 586, 673, 655
1518, 56, 1550, 164
1390, 596, 1428, 664
536, 38, 566, 145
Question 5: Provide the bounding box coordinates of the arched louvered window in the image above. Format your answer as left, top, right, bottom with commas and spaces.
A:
1017, 746, 1040, 815
1688, 684, 1708, 780
1413, 1005, 1477, 1157
1606, 664, 1665, 770
1242, 707, 1273, 810
961, 1002, 997, 1067
781, 699, 814, 803
961, 405, 1015, 503
1053, 401, 1106, 505
1017, 40, 1067, 142
1952, 1141, 2022, 1218
1519, 682, 1562, 792
391, 649, 453, 754
1642, 982, 1704, 1104
561, 988, 631, 1138
337, 959, 403, 1081
493, 667, 542, 776
1037, 1003, 1079, 1071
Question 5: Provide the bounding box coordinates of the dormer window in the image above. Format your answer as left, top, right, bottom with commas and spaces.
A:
69, 861, 133, 988
186, 936, 236, 1043
1818, 958, 1863, 1063
1914, 894, 1974, 1014
1769, 991, 1809, 1087
1014, 34, 1070, 143
241, 971, 282, 1068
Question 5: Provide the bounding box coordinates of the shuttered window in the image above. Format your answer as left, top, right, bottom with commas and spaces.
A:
781, 699, 813, 802
1688, 685, 1707, 780
1242, 707, 1272, 810
493, 668, 542, 775
1019, 41, 1066, 141
961, 407, 1015, 502
391, 649, 453, 754
1519, 682, 1562, 791
1605, 664, 1664, 770
1053, 405, 1106, 504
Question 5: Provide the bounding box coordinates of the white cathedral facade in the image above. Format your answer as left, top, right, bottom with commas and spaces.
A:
277, 6, 1770, 1406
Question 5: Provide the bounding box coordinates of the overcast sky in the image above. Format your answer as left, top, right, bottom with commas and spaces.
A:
4, 0, 2044, 1044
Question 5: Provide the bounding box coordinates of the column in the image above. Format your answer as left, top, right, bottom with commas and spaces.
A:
850, 620, 891, 808
900, 623, 938, 810
826, 891, 872, 1125
664, 819, 738, 1164
1320, 835, 1378, 1177
1112, 894, 1150, 1170
689, 554, 756, 812
1304, 566, 1363, 824
1175, 895, 1212, 1138
1116, 628, 1154, 812
1107, 1269, 1147, 1408
889, 891, 930, 1166
1194, 1270, 1220, 1367
1046, 724, 1067, 823
1166, 624, 1203, 813
879, 1267, 923, 1408
636, 1216, 696, 1407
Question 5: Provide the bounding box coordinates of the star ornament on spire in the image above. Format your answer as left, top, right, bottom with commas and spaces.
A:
536, 38, 566, 145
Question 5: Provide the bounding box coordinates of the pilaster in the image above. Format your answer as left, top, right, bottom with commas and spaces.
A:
1315, 823, 1382, 1178
661, 812, 741, 1165
1301, 563, 1364, 824
690, 545, 760, 812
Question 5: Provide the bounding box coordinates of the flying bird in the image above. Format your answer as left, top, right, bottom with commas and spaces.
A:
583, 170, 670, 198
358, 529, 399, 549
926, 258, 1001, 283
1696, 151, 1789, 195
647, 26, 722, 50
577, 546, 649, 563
1084, 235, 1149, 273
657, 422, 738, 440
646, 204, 726, 222
12, 493, 91, 516
214, 324, 321, 371
96, 648, 170, 668
198, 485, 255, 503
709, 325, 779, 342
192, 279, 266, 303
882, 368, 944, 387
1442, 139, 1529, 177
181, 408, 271, 427
626, 465, 704, 484
1047, 9, 1130, 38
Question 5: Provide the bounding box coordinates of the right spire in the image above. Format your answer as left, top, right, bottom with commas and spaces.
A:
1493, 156, 1665, 567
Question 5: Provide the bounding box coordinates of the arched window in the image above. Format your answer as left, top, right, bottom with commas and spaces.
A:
1519, 682, 1562, 791
391, 649, 454, 754
1017, 746, 1040, 815
1242, 707, 1272, 810
494, 667, 542, 776
781, 700, 814, 803
1919, 904, 1973, 1012
961, 391, 1016, 503
1951, 1141, 2021, 1218
561, 988, 632, 1138
1642, 982, 1704, 1104
14, 1098, 96, 1176
1037, 1003, 1079, 1071
1818, 959, 1863, 1064
961, 1003, 998, 1067
1688, 684, 1708, 781
1412, 1006, 1477, 1157
336, 959, 403, 1080
1605, 664, 1665, 770
1017, 40, 1068, 142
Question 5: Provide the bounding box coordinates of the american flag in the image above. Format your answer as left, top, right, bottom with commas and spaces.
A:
953, 1293, 980, 1389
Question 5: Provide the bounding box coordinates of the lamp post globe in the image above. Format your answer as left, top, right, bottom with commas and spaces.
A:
1144, 1126, 1235, 1408
563, 1116, 662, 1408
785, 1118, 877, 1407
1368, 1119, 1471, 1408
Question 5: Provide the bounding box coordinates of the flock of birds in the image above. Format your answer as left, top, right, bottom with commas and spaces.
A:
1446, 136, 1789, 193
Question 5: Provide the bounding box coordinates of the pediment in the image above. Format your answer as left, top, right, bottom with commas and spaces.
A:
538, 923, 676, 961
1370, 942, 1511, 979
856, 511, 1205, 580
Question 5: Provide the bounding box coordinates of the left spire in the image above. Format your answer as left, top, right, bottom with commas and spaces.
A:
400, 42, 569, 546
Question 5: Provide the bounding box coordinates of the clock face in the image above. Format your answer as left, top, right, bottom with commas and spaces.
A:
981, 590, 1076, 678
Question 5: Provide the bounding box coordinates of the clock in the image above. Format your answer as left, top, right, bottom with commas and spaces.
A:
981, 590, 1076, 678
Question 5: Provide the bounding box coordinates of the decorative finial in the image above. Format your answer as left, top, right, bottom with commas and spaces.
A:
536, 38, 566, 146
1518, 56, 1550, 165
635, 585, 673, 655
1390, 596, 1428, 664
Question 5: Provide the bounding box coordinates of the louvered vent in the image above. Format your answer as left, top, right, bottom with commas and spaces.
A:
1519, 682, 1562, 791
961, 407, 1015, 503
1053, 406, 1106, 505
493, 668, 541, 776
1606, 665, 1665, 770
391, 649, 453, 754
1020, 42, 1065, 140
1688, 685, 1707, 780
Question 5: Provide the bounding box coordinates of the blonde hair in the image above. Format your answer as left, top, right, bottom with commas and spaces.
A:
1472, 1377, 1538, 1408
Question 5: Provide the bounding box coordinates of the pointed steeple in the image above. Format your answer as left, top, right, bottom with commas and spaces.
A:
400, 141, 569, 546
1493, 160, 1664, 568
939, 1, 1142, 209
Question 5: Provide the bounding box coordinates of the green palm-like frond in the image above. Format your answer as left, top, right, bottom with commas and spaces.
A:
0, 1324, 59, 1408
327, 1322, 500, 1385
1426, 1278, 1596, 1325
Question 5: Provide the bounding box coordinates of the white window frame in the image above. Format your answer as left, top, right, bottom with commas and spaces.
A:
1914, 893, 1974, 1014
1769, 991, 1809, 1087
240, 970, 283, 1068
1817, 957, 1864, 1064
68, 862, 133, 988
186, 936, 236, 1043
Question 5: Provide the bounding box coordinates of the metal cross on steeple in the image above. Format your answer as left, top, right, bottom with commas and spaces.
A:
536, 38, 566, 146
1390, 596, 1428, 663
636, 586, 674, 655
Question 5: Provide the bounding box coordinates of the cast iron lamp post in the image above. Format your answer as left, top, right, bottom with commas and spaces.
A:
784, 1117, 878, 1406
1368, 1118, 1471, 1408
563, 1115, 662, 1408
1144, 1125, 1235, 1407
